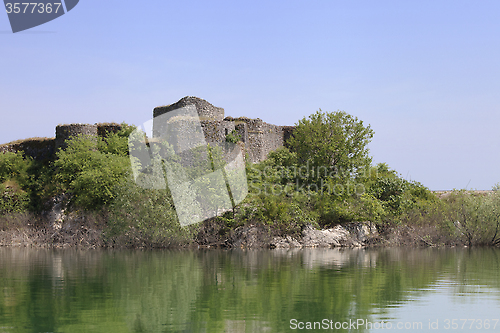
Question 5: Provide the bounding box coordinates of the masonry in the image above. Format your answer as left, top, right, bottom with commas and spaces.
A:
0, 97, 294, 163
153, 96, 295, 164
0, 123, 123, 161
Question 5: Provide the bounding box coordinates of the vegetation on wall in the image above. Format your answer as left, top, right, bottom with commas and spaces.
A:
225, 129, 242, 143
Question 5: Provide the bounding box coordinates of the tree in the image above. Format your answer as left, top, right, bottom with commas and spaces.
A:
54, 133, 131, 209
287, 109, 374, 185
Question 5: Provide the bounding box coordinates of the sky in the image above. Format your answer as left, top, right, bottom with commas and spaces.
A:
1, 0, 499, 190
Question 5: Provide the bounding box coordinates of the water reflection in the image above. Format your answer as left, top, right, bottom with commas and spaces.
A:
0, 248, 499, 332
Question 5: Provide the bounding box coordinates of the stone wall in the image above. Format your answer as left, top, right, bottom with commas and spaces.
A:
200, 120, 236, 143
153, 96, 225, 121
0, 138, 55, 161
1, 123, 121, 161
96, 123, 122, 137
0, 97, 295, 164
153, 97, 296, 164
55, 124, 98, 151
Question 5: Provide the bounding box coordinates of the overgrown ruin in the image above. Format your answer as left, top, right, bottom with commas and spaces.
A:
0, 96, 295, 163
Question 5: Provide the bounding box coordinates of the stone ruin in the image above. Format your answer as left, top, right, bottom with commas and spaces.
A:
0, 123, 123, 161
0, 97, 295, 163
153, 96, 294, 163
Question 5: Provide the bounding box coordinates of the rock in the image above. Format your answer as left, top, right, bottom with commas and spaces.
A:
46, 193, 71, 230
226, 222, 378, 249
277, 222, 379, 249
302, 224, 350, 247
230, 224, 273, 249
270, 235, 302, 249
344, 222, 378, 242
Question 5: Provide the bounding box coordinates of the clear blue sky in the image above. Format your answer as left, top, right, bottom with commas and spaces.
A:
1, 1, 499, 190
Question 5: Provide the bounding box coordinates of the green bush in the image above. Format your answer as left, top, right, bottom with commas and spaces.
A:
0, 152, 33, 213
106, 176, 196, 247
54, 134, 131, 209
0, 151, 32, 187
98, 123, 136, 156
443, 191, 500, 246
225, 130, 242, 143
0, 181, 30, 214
287, 109, 374, 186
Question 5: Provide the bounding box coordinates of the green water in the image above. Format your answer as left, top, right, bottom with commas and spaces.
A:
0, 248, 500, 333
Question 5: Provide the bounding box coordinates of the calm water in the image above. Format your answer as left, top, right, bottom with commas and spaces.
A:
0, 248, 500, 333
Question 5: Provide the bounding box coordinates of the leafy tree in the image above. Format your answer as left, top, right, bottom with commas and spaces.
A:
0, 151, 33, 214
0, 151, 32, 187
287, 109, 374, 186
444, 191, 500, 246
98, 123, 136, 156
54, 134, 131, 209
106, 176, 196, 247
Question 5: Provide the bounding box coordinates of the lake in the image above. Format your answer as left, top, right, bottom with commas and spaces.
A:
0, 247, 499, 332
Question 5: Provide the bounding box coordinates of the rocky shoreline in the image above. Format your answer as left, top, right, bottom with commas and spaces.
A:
0, 217, 381, 250
230, 223, 378, 249
0, 191, 382, 249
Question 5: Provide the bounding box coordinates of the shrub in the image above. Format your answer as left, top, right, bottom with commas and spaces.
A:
0, 152, 32, 213
287, 109, 374, 186
106, 176, 197, 247
225, 130, 242, 143
54, 134, 131, 209
0, 151, 32, 187
98, 123, 136, 156
443, 191, 500, 246
0, 181, 30, 214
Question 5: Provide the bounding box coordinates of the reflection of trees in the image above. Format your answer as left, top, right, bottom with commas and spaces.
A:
0, 248, 499, 332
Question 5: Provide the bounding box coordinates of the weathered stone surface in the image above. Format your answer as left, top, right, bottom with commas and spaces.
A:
55, 124, 98, 151
46, 193, 71, 230
153, 96, 225, 121
344, 222, 378, 242
270, 235, 302, 248
270, 223, 378, 249
153, 97, 296, 164
302, 225, 350, 247
1, 96, 297, 165
96, 123, 122, 137
0, 138, 55, 161
230, 224, 273, 249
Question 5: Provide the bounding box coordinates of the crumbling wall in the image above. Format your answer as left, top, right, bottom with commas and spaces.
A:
0, 97, 294, 164
153, 96, 225, 121
229, 118, 288, 163
0, 138, 55, 161
200, 120, 236, 143
96, 123, 122, 137
235, 122, 248, 144
153, 98, 296, 164
0, 123, 120, 160
55, 124, 98, 151
282, 126, 295, 148
261, 123, 285, 157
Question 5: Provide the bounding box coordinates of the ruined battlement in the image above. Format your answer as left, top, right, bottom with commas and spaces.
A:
0, 123, 123, 161
154, 96, 225, 121
0, 98, 294, 164
153, 97, 294, 163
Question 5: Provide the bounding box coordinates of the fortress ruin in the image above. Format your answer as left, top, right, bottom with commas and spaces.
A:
0, 96, 295, 163
153, 96, 294, 163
